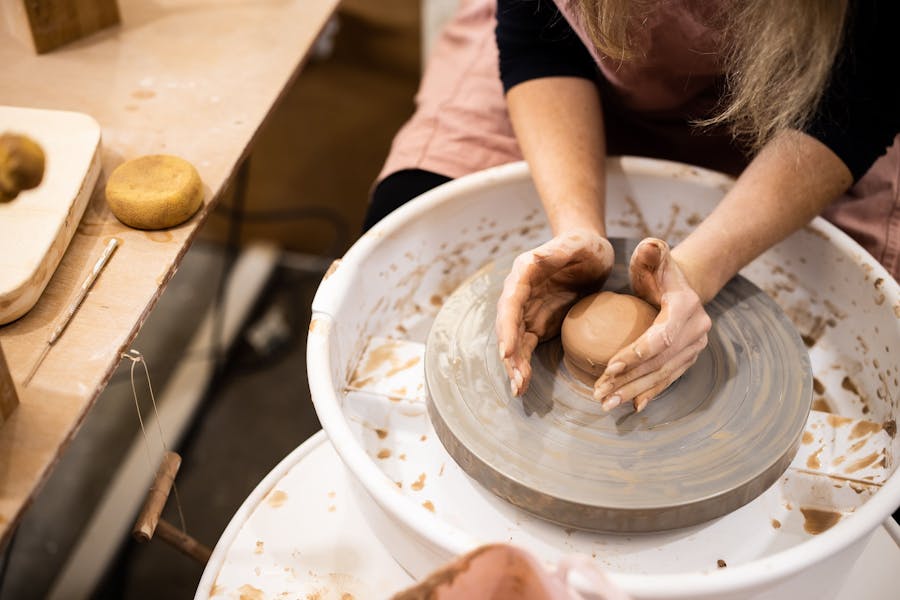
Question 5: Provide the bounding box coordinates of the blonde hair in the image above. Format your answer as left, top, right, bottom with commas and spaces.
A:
573, 0, 849, 151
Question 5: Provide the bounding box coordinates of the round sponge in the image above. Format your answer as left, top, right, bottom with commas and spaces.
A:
105, 155, 203, 230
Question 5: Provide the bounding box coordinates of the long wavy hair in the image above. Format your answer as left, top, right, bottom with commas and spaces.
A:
572, 0, 849, 151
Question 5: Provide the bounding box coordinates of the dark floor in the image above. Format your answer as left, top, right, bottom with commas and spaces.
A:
1, 242, 327, 600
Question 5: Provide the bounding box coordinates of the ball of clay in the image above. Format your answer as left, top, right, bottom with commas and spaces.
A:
561, 291, 658, 384
0, 133, 46, 203
105, 155, 203, 230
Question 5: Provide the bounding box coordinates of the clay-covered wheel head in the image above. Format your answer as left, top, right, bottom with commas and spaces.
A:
105, 154, 203, 230
561, 291, 658, 385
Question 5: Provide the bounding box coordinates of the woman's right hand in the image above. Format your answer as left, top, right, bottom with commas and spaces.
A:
495, 229, 615, 396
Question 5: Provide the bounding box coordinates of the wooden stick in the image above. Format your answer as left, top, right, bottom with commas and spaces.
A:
153, 520, 212, 564
24, 237, 120, 386
0, 343, 18, 423
132, 451, 181, 542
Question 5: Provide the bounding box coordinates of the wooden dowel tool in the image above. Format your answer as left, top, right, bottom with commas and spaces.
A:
132, 450, 212, 564
24, 237, 120, 386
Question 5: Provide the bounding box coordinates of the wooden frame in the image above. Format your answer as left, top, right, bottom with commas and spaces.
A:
1, 0, 120, 54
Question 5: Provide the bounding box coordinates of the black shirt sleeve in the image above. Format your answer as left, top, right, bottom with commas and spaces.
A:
496, 0, 598, 93
805, 1, 900, 181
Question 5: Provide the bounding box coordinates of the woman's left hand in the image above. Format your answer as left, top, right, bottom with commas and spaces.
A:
592, 238, 712, 413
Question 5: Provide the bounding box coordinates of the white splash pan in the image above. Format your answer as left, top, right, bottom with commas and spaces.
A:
308, 159, 900, 599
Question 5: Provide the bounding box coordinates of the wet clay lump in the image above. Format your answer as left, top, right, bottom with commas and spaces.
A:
561, 291, 658, 385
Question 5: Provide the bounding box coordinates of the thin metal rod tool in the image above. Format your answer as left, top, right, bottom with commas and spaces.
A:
24, 237, 120, 386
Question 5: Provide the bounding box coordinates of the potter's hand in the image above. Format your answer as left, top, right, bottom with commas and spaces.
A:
593, 238, 711, 412
496, 230, 614, 396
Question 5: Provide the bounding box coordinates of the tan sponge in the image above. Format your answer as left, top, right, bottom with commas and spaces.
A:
105, 155, 203, 230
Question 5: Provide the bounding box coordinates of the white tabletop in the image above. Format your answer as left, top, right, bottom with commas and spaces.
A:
198, 431, 900, 599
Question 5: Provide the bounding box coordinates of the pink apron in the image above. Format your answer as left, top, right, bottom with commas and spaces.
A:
378, 0, 900, 280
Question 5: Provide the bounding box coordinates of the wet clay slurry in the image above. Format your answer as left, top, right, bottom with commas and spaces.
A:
800, 507, 843, 535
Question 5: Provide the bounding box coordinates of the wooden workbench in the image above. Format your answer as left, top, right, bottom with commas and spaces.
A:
0, 0, 340, 544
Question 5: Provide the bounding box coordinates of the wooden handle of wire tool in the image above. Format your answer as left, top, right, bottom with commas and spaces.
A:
154, 519, 212, 564
0, 343, 19, 423
133, 451, 181, 542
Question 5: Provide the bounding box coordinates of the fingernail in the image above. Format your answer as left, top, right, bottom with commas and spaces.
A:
510, 378, 518, 396
602, 395, 621, 411
513, 367, 524, 392
635, 398, 649, 412
605, 362, 626, 376
633, 346, 643, 359
498, 341, 507, 359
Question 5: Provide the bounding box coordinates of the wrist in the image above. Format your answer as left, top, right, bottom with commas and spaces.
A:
550, 212, 606, 238
670, 247, 724, 304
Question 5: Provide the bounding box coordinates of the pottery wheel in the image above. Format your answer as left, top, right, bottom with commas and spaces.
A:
425, 239, 812, 532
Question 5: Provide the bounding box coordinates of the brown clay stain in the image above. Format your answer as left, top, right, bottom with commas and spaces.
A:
385, 356, 421, 377
349, 342, 399, 385
850, 439, 868, 453
145, 230, 173, 243
802, 431, 814, 445
813, 378, 826, 394
883, 419, 897, 438
803, 225, 830, 242
375, 428, 388, 439
399, 453, 407, 461
132, 89, 156, 99
841, 376, 861, 398
209, 583, 225, 597
622, 195, 653, 237
430, 294, 443, 307
328, 491, 336, 498
717, 559, 727, 568
328, 505, 336, 512
342, 595, 355, 600
771, 519, 781, 529
807, 447, 823, 470
833, 455, 846, 466
812, 397, 832, 412
800, 507, 842, 535
422, 500, 435, 512
411, 473, 427, 491
266, 490, 288, 508
846, 452, 883, 473
827, 414, 853, 428
849, 420, 882, 440
377, 449, 391, 459
420, 434, 427, 441
238, 584, 264, 600
254, 540, 264, 554
323, 259, 341, 281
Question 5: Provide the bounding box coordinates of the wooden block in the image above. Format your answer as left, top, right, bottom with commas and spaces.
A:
0, 342, 18, 424
1, 0, 120, 54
